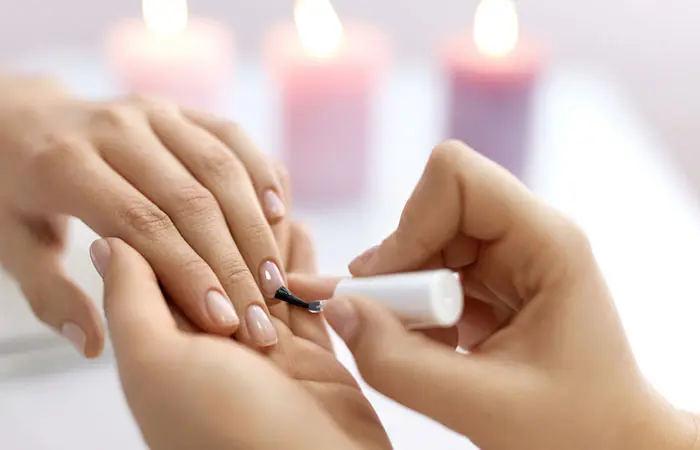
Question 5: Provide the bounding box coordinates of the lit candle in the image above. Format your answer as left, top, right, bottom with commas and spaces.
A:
105, 0, 234, 111
442, 0, 543, 180
264, 0, 389, 205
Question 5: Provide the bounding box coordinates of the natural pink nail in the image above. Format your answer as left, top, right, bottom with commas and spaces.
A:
246, 305, 278, 347
262, 190, 286, 221
60, 322, 86, 356
206, 290, 239, 327
259, 261, 284, 298
89, 239, 111, 278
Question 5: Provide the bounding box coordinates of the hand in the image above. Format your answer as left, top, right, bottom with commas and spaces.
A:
100, 228, 391, 450
0, 76, 288, 356
291, 141, 700, 450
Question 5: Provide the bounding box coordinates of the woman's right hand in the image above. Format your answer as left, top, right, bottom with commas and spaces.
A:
0, 76, 288, 356
292, 141, 699, 450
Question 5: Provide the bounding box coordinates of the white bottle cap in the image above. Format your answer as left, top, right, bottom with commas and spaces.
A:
333, 269, 464, 329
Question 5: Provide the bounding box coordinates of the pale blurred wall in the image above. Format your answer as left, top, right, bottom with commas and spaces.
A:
2, 0, 699, 189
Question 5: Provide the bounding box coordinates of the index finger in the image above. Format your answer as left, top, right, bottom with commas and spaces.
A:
100, 238, 178, 355
350, 141, 542, 276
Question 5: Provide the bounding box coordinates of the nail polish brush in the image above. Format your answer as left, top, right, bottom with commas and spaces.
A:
274, 287, 323, 313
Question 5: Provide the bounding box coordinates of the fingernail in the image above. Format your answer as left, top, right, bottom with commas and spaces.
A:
349, 245, 378, 271
89, 239, 111, 278
262, 190, 286, 221
259, 260, 284, 298
60, 322, 86, 356
323, 298, 359, 341
206, 290, 239, 327
246, 305, 278, 347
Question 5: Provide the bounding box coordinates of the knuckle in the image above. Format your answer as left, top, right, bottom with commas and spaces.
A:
127, 94, 178, 117
170, 184, 218, 221
217, 119, 243, 140
29, 135, 88, 181
426, 142, 465, 177
553, 217, 593, 256
181, 257, 213, 278
200, 148, 242, 181
126, 93, 159, 106
243, 220, 273, 245
432, 140, 470, 164
217, 257, 254, 286
119, 201, 173, 235
26, 292, 51, 324
90, 104, 138, 130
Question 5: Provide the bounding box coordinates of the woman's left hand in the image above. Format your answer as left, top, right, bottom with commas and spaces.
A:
99, 228, 390, 450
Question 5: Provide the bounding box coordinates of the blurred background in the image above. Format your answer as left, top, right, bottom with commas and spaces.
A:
2, 1, 700, 449
2, 0, 699, 189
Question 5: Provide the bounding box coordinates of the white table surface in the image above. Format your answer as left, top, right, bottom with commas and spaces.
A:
1, 49, 700, 450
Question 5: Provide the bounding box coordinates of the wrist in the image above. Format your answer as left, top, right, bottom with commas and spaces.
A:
618, 385, 699, 450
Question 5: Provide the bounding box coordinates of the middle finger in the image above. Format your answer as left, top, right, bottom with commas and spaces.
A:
93, 108, 278, 348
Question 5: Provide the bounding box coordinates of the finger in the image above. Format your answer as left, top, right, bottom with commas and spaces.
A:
92, 105, 274, 344
146, 105, 284, 345
100, 238, 180, 356
22, 137, 238, 337
287, 223, 317, 275
182, 108, 287, 224
287, 274, 341, 301
0, 214, 104, 358
270, 160, 292, 265
323, 294, 537, 443
348, 140, 542, 276
285, 223, 330, 349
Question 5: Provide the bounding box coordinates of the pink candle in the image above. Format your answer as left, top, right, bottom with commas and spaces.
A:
265, 0, 388, 205
106, 0, 234, 112
442, 0, 543, 179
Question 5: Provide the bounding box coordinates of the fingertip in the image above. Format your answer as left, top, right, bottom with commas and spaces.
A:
82, 320, 107, 359
286, 274, 341, 301
348, 245, 379, 275
89, 238, 111, 278
262, 189, 286, 223
322, 296, 360, 342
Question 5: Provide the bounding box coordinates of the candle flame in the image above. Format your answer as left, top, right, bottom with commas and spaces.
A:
294, 0, 343, 58
143, 0, 189, 39
473, 0, 519, 58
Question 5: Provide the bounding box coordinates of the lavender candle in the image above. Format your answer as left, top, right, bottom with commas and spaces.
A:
442, 0, 543, 180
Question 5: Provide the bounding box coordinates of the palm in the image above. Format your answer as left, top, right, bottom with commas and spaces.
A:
266, 223, 390, 450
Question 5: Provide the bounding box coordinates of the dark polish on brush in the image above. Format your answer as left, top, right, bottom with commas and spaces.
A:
274, 287, 323, 313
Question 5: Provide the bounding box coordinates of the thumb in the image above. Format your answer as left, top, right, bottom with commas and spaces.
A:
323, 295, 520, 440
95, 238, 178, 360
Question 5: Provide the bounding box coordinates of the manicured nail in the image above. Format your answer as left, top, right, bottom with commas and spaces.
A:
259, 260, 284, 298
323, 298, 359, 341
262, 190, 286, 221
349, 245, 378, 271
246, 305, 278, 347
89, 239, 111, 278
60, 322, 86, 356
206, 290, 239, 327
